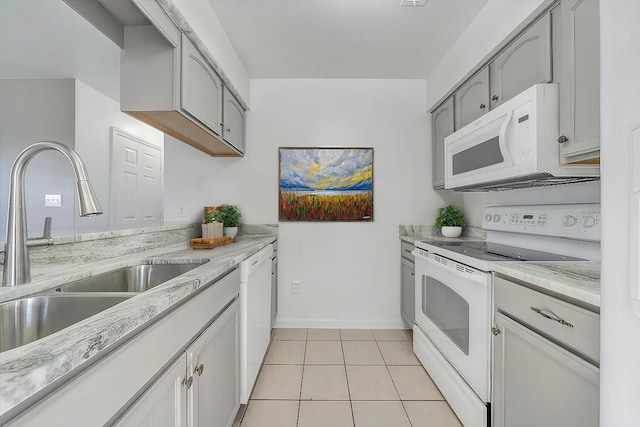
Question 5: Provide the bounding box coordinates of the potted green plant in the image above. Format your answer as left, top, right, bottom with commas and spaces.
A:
209, 204, 241, 237
435, 204, 465, 238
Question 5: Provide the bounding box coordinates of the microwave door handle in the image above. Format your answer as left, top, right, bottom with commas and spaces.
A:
498, 111, 514, 166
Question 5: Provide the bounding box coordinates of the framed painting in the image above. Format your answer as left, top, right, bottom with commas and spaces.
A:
278, 147, 373, 221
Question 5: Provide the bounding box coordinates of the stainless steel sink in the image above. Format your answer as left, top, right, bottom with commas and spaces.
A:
0, 295, 131, 353
55, 263, 203, 293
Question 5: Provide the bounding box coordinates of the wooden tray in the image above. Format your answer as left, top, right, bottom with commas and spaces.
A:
189, 236, 234, 249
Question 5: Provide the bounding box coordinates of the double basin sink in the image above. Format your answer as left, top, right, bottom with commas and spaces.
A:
0, 263, 203, 353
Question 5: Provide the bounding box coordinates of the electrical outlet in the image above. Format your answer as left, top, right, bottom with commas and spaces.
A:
291, 280, 301, 294
45, 194, 62, 207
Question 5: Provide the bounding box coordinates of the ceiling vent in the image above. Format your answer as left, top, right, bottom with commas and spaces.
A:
400, 0, 428, 6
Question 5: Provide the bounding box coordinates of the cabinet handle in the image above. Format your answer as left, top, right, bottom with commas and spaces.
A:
226, 128, 231, 133
183, 376, 194, 390
491, 95, 499, 102
558, 135, 569, 144
195, 363, 205, 376
479, 103, 486, 110
530, 307, 574, 328
410, 272, 415, 277
491, 327, 501, 336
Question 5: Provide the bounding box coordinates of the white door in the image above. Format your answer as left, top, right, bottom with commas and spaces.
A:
187, 300, 240, 427
113, 355, 187, 427
111, 128, 163, 228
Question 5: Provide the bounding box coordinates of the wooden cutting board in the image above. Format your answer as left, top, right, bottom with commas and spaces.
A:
189, 236, 235, 249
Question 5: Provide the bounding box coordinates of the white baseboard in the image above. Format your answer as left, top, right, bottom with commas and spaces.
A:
274, 318, 407, 329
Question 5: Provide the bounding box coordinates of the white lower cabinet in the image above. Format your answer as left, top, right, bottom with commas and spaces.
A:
116, 300, 240, 427
114, 356, 188, 427
187, 300, 240, 427
6, 270, 240, 427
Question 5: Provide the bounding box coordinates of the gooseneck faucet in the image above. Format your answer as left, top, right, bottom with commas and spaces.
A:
2, 141, 103, 287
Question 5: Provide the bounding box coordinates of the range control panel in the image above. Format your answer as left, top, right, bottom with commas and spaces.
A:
482, 204, 600, 241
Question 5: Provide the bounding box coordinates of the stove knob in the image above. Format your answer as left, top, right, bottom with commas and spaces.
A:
493, 214, 501, 222
485, 214, 492, 222
563, 215, 578, 227
582, 215, 597, 228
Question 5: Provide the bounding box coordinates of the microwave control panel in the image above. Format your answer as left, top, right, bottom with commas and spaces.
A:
515, 113, 532, 160
483, 204, 600, 241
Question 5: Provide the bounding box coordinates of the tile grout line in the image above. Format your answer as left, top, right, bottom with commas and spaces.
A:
376, 332, 416, 427
295, 329, 308, 427
339, 329, 357, 427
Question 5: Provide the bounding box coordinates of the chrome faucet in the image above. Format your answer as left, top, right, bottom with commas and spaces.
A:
2, 141, 103, 287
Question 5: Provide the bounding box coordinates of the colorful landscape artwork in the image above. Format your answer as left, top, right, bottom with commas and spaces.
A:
278, 148, 374, 221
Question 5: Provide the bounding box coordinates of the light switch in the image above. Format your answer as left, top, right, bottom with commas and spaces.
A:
45, 194, 62, 207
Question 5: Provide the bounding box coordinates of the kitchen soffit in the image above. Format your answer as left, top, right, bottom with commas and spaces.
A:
207, 0, 488, 79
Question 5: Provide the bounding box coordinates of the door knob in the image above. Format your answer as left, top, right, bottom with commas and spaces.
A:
183, 376, 194, 390
196, 363, 205, 376
558, 135, 569, 144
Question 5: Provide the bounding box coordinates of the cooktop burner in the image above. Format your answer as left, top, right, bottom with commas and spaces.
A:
423, 241, 585, 262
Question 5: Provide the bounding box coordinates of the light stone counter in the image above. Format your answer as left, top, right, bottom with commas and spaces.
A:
0, 228, 276, 423
491, 261, 601, 309
398, 225, 600, 308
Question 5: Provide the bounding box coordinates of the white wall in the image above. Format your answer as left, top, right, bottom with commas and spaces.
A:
426, 0, 545, 109
170, 0, 251, 105
599, 0, 640, 425
164, 79, 457, 327
74, 80, 164, 233
0, 79, 164, 243
0, 79, 77, 240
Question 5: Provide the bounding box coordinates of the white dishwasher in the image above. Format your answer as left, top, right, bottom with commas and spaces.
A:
239, 244, 273, 404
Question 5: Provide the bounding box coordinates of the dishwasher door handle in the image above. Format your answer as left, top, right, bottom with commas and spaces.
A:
530, 307, 574, 328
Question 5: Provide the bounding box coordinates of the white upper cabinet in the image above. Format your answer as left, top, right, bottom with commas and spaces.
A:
490, 13, 552, 109
432, 96, 455, 189
121, 0, 245, 157
222, 87, 246, 153
455, 67, 490, 129
557, 0, 600, 163
181, 33, 223, 137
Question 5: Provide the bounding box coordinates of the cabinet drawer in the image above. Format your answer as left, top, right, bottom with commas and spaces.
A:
400, 241, 415, 262
494, 276, 599, 363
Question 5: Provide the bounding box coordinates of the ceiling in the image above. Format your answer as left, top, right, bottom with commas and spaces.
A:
0, 0, 121, 101
207, 0, 488, 79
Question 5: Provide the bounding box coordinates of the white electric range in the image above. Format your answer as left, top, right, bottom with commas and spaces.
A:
412, 203, 600, 427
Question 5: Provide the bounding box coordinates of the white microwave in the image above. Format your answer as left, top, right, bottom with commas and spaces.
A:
444, 84, 599, 191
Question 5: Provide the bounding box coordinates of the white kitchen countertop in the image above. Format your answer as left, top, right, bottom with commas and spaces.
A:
0, 234, 276, 423
399, 226, 601, 309
490, 261, 601, 309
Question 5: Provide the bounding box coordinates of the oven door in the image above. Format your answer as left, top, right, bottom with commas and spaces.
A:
414, 251, 491, 401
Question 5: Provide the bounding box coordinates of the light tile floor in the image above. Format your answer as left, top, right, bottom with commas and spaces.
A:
236, 328, 462, 427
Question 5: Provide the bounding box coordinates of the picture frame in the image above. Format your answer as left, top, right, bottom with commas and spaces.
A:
278, 147, 374, 221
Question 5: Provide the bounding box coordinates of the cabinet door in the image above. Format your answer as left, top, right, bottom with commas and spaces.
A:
271, 257, 278, 328
492, 312, 599, 427
187, 300, 240, 427
455, 67, 490, 129
113, 356, 187, 427
223, 87, 246, 153
558, 0, 600, 162
490, 13, 552, 108
401, 257, 415, 327
431, 96, 454, 189
181, 34, 223, 137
